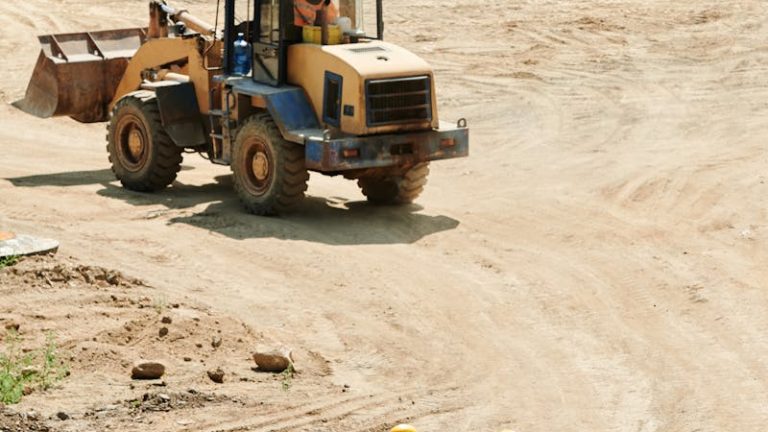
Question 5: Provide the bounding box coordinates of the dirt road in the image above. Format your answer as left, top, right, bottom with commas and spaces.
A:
2, 1, 768, 431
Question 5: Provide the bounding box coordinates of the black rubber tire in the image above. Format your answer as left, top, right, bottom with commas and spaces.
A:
231, 113, 309, 215
106, 91, 183, 192
358, 163, 430, 205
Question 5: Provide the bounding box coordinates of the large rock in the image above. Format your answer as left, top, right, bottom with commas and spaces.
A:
131, 361, 165, 380
252, 348, 293, 373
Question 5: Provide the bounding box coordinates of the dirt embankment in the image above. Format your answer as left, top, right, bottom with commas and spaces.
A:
0, 255, 378, 432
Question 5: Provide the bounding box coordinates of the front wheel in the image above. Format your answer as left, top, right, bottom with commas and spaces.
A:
231, 113, 309, 215
358, 163, 430, 205
106, 91, 183, 192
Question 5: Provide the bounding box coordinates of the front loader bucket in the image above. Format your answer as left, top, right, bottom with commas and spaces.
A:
13, 28, 146, 123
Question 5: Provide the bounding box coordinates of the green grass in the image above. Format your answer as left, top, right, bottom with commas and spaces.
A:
152, 296, 167, 315
0, 331, 69, 404
0, 255, 19, 270
281, 363, 295, 391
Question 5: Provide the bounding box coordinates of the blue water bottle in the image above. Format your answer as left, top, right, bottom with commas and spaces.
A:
233, 32, 251, 76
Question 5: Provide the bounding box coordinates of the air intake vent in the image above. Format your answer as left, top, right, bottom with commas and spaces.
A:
365, 76, 432, 127
348, 46, 386, 54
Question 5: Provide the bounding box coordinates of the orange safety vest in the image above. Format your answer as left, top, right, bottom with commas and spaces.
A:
294, 0, 339, 26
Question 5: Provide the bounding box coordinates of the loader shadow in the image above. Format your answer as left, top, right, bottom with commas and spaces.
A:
96, 176, 231, 211
96, 175, 460, 246
7, 169, 459, 245
169, 197, 460, 246
7, 169, 115, 188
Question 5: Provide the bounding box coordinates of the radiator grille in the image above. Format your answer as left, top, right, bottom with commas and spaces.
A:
365, 76, 432, 127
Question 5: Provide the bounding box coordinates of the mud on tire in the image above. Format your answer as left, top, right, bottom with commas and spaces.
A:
231, 113, 309, 216
106, 91, 183, 192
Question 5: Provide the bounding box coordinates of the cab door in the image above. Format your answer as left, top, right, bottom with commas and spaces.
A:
253, 0, 301, 86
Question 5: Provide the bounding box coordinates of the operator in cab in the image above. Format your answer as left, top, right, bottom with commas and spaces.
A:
294, 0, 339, 26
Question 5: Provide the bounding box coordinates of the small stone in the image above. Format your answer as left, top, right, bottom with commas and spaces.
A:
105, 271, 120, 286
131, 361, 166, 380
56, 412, 69, 421
172, 303, 180, 309
252, 348, 293, 373
161, 316, 172, 324
195, 343, 203, 348
159, 327, 169, 337
22, 386, 34, 396
211, 336, 222, 349
4, 322, 19, 332
207, 368, 225, 384
26, 410, 39, 421
183, 357, 192, 362
21, 367, 38, 378
158, 393, 171, 402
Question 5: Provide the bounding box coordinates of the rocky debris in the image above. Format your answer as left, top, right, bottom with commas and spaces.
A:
207, 368, 225, 384
126, 391, 230, 413
161, 316, 172, 324
131, 361, 165, 380
252, 348, 293, 373
5, 259, 144, 288
55, 412, 69, 421
159, 327, 169, 337
0, 409, 55, 432
211, 335, 222, 349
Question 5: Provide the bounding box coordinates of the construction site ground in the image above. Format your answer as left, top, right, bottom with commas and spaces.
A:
1, 1, 768, 431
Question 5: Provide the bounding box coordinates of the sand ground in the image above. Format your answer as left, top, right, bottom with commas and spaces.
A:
2, 1, 768, 431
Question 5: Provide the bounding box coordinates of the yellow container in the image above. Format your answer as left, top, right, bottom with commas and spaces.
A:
302, 25, 342, 45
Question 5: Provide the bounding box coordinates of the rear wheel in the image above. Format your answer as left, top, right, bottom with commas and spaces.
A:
231, 113, 309, 215
106, 91, 182, 192
358, 163, 430, 205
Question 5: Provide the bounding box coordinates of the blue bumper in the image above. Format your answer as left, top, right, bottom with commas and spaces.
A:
303, 123, 469, 172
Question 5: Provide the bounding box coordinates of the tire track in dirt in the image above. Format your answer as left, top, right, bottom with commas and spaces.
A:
200, 386, 458, 432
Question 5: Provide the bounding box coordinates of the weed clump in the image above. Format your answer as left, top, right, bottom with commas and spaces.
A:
0, 331, 69, 404
0, 255, 19, 270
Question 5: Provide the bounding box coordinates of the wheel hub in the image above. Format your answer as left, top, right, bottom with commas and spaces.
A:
251, 151, 269, 182
127, 128, 145, 160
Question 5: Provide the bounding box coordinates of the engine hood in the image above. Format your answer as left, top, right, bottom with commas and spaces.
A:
320, 40, 433, 78
287, 40, 439, 136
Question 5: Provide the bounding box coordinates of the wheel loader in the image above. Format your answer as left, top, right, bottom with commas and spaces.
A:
14, 0, 469, 215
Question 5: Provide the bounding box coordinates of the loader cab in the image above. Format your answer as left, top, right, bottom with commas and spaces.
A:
223, 0, 384, 86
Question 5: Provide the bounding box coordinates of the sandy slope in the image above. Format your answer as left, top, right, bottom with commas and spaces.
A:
2, 0, 768, 431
